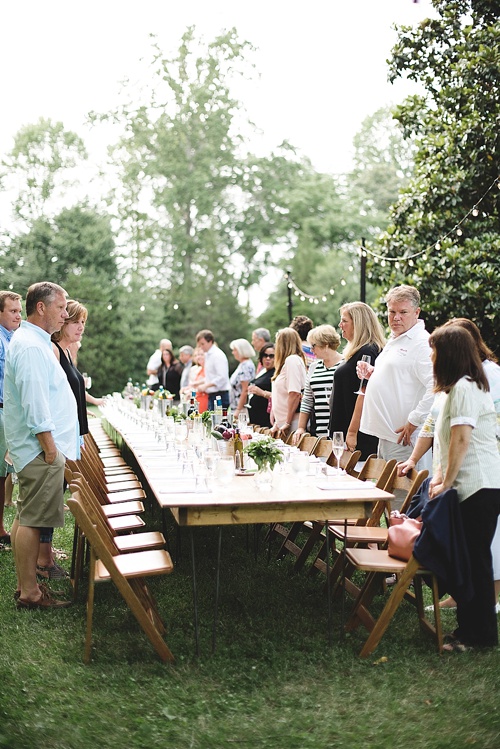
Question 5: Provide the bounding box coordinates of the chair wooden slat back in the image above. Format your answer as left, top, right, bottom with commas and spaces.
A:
312, 438, 333, 461
326, 448, 362, 475
367, 465, 429, 529
296, 434, 319, 454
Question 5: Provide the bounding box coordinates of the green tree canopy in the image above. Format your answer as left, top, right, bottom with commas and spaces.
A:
369, 0, 500, 350
1, 118, 87, 224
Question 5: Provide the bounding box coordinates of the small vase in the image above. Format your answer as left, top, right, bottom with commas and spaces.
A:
254, 464, 274, 492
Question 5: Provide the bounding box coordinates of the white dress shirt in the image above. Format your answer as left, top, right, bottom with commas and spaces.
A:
204, 344, 230, 393
360, 319, 434, 444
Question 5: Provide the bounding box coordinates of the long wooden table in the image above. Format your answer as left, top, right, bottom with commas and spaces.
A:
99, 411, 394, 652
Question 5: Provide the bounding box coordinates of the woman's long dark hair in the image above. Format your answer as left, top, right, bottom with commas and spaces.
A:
442, 317, 497, 363
430, 325, 489, 393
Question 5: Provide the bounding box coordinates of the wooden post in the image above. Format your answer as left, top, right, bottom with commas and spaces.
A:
360, 238, 367, 303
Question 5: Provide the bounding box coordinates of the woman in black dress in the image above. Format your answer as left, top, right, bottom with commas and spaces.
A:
329, 302, 386, 459
155, 348, 183, 400
37, 300, 92, 581
247, 343, 275, 427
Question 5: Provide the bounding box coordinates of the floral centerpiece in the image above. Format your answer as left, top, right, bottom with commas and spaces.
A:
244, 437, 283, 471
244, 436, 283, 490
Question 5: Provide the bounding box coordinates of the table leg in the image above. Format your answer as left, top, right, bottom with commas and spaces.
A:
190, 528, 200, 657
325, 522, 332, 646
212, 526, 223, 654
340, 517, 347, 640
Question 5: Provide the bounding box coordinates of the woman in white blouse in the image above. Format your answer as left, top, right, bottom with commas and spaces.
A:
428, 324, 500, 650
270, 328, 307, 435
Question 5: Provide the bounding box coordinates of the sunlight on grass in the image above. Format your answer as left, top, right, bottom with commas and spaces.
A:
1, 494, 500, 749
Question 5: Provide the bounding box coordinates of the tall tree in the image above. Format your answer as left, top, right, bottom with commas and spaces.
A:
257, 108, 413, 332
0, 204, 153, 395
369, 0, 500, 350
94, 28, 259, 344
1, 118, 87, 224
348, 106, 415, 225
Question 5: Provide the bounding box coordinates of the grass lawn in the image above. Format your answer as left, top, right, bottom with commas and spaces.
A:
1, 487, 500, 749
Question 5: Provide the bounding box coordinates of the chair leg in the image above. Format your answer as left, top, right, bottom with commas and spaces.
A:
359, 557, 420, 658
71, 528, 86, 602
345, 571, 381, 632
293, 522, 325, 572
84, 549, 97, 664
275, 522, 303, 560
115, 576, 174, 663
414, 574, 443, 653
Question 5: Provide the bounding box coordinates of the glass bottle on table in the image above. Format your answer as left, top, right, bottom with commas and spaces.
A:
187, 391, 198, 422
214, 396, 223, 425
234, 428, 244, 471
220, 408, 231, 431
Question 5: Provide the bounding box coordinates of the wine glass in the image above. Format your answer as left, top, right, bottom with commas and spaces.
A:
354, 355, 371, 395
332, 431, 344, 477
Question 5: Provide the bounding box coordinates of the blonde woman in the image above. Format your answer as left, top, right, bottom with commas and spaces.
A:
270, 328, 307, 435
229, 338, 256, 418
293, 325, 343, 443
329, 302, 386, 458
37, 300, 96, 581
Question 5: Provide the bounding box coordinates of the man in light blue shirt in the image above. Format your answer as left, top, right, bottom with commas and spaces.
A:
0, 290, 22, 545
5, 282, 78, 609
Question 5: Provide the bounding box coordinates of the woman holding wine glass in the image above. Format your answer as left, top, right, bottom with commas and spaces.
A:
247, 343, 275, 428
328, 302, 386, 459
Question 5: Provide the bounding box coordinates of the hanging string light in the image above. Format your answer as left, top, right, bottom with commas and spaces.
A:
359, 175, 499, 264
284, 271, 344, 306
80, 176, 499, 313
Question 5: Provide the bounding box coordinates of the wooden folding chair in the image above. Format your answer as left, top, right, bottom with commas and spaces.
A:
68, 453, 146, 506
325, 466, 428, 600
307, 456, 397, 577
68, 471, 165, 600
296, 434, 319, 453
67, 492, 174, 664
344, 552, 443, 657
273, 448, 362, 570
312, 437, 333, 461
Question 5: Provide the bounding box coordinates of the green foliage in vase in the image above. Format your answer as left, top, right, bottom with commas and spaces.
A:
244, 436, 284, 471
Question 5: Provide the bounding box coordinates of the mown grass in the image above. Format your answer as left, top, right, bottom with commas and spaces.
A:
1, 489, 500, 749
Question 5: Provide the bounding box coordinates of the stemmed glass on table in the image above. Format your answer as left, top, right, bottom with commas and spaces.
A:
354, 355, 371, 395
332, 431, 344, 477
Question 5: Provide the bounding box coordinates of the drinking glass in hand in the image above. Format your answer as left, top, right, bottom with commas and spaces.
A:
354, 355, 371, 395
